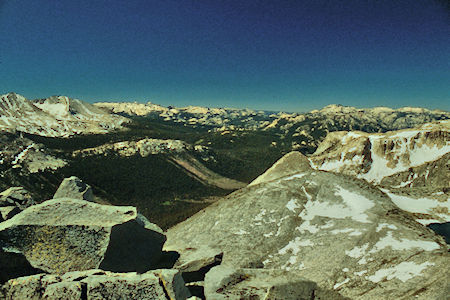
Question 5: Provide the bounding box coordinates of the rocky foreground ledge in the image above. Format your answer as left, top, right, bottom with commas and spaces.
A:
2, 269, 190, 300
0, 178, 188, 299
1, 155, 449, 299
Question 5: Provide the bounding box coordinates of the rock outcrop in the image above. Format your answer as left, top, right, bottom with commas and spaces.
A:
0, 198, 165, 282
0, 187, 34, 210
249, 151, 312, 186
1, 269, 191, 300
204, 266, 348, 300
0, 135, 67, 173
53, 176, 94, 202
165, 152, 449, 299
73, 138, 192, 157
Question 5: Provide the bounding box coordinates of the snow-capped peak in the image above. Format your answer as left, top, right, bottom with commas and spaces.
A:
0, 93, 128, 137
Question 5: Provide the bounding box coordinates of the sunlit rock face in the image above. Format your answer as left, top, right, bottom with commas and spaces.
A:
165, 152, 449, 300
72, 138, 192, 157
53, 176, 94, 202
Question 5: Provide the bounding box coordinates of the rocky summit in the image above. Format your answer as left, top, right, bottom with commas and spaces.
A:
165, 152, 449, 299
53, 176, 94, 202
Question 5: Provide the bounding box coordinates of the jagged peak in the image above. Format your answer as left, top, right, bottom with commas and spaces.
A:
1, 92, 27, 101
0, 93, 37, 112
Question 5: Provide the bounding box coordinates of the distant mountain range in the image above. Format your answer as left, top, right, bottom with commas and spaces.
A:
0, 92, 448, 229
97, 101, 449, 137
2, 92, 448, 141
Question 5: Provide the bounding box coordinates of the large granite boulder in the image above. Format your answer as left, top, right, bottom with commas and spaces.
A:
1, 269, 191, 300
0, 198, 166, 283
53, 176, 94, 202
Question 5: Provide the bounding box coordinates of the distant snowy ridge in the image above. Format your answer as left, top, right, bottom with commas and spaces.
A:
310, 120, 450, 184
95, 101, 268, 129
0, 93, 128, 137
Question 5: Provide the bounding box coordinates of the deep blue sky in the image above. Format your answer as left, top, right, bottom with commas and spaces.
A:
0, 0, 449, 112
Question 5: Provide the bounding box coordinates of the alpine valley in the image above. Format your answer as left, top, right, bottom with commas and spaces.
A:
0, 92, 449, 299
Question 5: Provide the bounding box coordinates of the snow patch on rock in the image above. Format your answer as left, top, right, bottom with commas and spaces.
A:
286, 198, 300, 212
367, 261, 434, 283
370, 232, 440, 253
382, 189, 450, 223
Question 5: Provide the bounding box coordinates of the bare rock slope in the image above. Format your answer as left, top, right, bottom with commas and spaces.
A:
0, 135, 67, 173
165, 152, 449, 299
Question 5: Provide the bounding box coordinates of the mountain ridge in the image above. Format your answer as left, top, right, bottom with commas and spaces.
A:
0, 93, 127, 137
